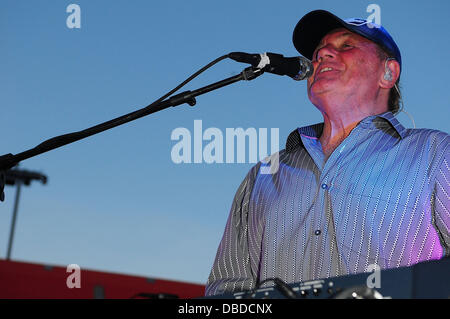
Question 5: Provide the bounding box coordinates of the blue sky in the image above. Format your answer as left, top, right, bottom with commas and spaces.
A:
0, 0, 448, 285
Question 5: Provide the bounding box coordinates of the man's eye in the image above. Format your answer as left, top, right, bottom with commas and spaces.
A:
342, 44, 353, 49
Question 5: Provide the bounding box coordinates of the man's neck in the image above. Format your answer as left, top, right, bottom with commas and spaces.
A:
311, 90, 390, 161
318, 104, 387, 160
319, 116, 360, 161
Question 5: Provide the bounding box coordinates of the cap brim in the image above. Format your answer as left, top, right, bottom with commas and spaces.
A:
293, 10, 351, 60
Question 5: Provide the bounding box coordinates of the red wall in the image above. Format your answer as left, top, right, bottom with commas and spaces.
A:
0, 259, 205, 299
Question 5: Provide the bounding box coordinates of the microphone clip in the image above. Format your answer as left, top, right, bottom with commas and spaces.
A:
241, 67, 264, 81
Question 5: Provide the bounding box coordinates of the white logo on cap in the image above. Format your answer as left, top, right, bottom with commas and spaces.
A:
345, 18, 381, 29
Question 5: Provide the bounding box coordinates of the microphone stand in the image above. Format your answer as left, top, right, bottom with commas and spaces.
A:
0, 66, 264, 201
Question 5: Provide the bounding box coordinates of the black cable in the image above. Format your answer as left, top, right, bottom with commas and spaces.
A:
150, 54, 231, 107
244, 277, 299, 299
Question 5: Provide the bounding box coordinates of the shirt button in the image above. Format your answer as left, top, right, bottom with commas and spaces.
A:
321, 184, 328, 190
315, 230, 321, 236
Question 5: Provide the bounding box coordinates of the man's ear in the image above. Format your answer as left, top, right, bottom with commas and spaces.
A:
380, 59, 400, 89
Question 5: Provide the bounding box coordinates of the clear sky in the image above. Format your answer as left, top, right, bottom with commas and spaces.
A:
0, 0, 448, 285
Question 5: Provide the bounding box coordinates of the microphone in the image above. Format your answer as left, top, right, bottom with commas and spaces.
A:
229, 52, 313, 81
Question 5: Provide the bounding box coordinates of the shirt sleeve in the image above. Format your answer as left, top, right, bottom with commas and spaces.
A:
205, 165, 260, 297
434, 140, 450, 255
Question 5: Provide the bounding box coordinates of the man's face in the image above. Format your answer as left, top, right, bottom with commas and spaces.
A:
307, 28, 385, 108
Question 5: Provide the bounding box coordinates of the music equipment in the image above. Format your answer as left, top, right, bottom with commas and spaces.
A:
207, 258, 450, 299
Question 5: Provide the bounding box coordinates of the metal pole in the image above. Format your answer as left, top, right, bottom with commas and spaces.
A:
6, 180, 22, 260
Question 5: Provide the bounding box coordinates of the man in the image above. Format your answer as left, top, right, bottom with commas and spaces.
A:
205, 10, 449, 296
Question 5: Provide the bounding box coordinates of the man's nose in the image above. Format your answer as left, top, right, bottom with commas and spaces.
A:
316, 44, 336, 62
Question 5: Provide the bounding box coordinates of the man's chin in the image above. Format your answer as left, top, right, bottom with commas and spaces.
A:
308, 80, 337, 96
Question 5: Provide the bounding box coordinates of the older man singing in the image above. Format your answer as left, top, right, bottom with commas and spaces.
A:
205, 10, 449, 297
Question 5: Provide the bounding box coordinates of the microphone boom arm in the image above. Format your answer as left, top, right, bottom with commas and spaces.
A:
0, 67, 264, 173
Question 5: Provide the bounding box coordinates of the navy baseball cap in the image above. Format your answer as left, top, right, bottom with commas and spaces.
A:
292, 10, 402, 73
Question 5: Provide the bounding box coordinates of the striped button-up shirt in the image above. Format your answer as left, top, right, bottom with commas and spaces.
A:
205, 112, 450, 296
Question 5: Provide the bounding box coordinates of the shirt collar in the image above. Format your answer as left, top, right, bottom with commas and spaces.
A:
370, 111, 408, 139
285, 111, 407, 153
